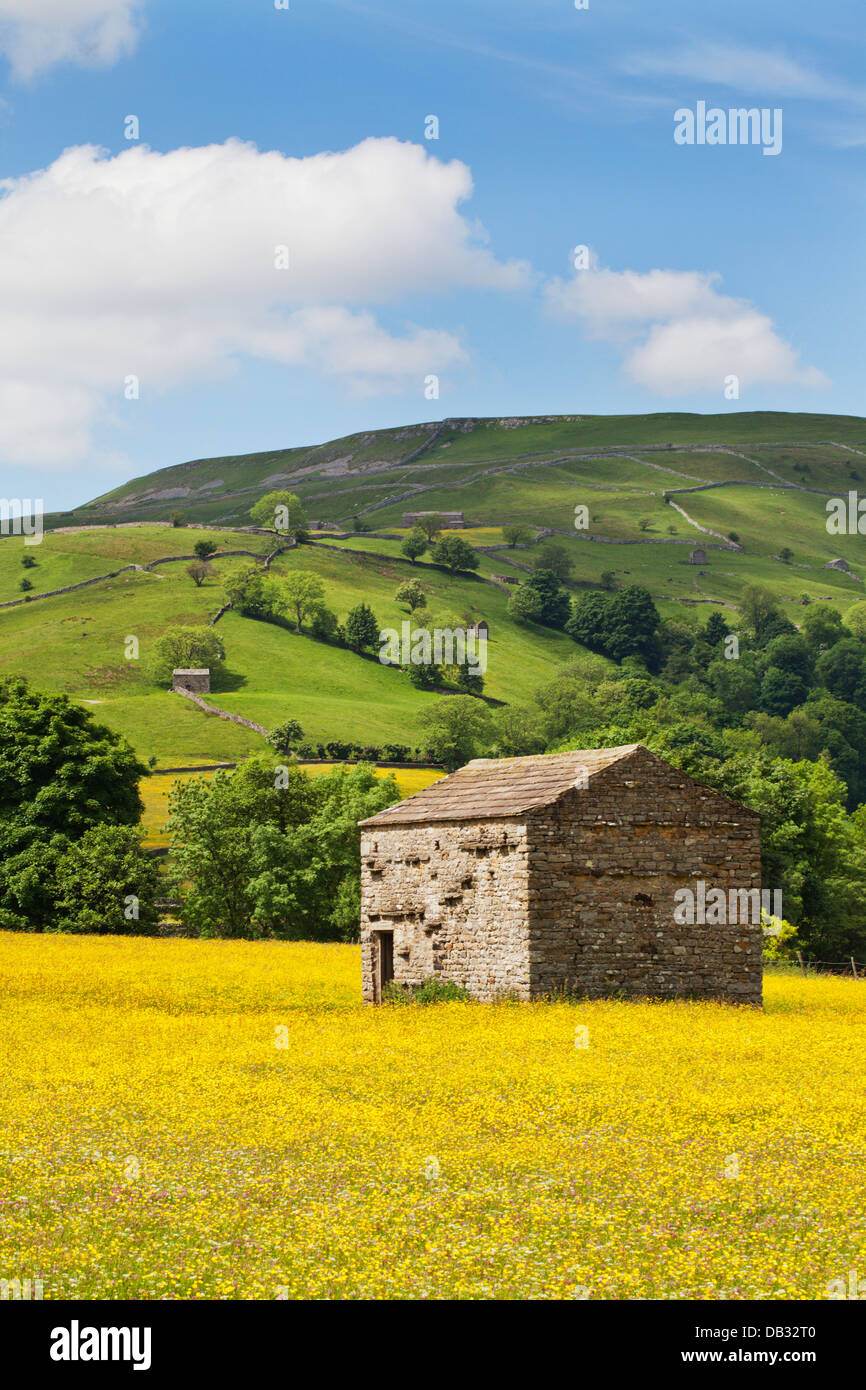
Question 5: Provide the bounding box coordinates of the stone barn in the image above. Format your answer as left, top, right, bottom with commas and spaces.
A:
688, 547, 707, 565
402, 510, 465, 528
171, 668, 210, 694
359, 745, 762, 1005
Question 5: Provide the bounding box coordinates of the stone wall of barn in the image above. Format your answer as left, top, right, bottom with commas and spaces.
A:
171, 669, 210, 694
359, 819, 531, 1002
525, 752, 762, 1004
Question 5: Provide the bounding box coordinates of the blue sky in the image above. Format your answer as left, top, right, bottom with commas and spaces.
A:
0, 0, 863, 510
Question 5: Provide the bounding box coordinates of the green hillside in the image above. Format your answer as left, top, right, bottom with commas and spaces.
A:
47, 410, 866, 531
3, 411, 865, 769
0, 525, 608, 766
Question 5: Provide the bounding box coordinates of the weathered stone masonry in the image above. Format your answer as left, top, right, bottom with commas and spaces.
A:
360, 818, 532, 1003
359, 745, 762, 1005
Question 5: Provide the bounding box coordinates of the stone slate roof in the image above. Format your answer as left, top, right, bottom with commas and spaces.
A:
359, 745, 643, 826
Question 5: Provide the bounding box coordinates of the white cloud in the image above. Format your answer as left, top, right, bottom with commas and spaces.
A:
545, 263, 828, 396
0, 137, 529, 465
0, 0, 142, 79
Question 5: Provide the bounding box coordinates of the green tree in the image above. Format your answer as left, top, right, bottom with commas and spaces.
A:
344, 602, 380, 651
52, 825, 160, 934
416, 514, 444, 541
566, 591, 613, 651
703, 611, 730, 647
605, 585, 662, 669
167, 760, 399, 940
309, 605, 339, 640
842, 600, 866, 644
418, 696, 492, 770
193, 539, 218, 560
281, 572, 326, 633
748, 708, 825, 764
594, 677, 660, 718
816, 639, 866, 707
803, 603, 845, 654
268, 719, 304, 756
762, 633, 814, 684
532, 541, 572, 581
741, 585, 793, 646
502, 524, 532, 548
407, 661, 441, 689
709, 752, 866, 957
400, 529, 428, 564
0, 679, 145, 842
395, 579, 427, 611
507, 585, 543, 625
430, 535, 480, 575
755, 695, 866, 808
490, 705, 546, 757
525, 568, 570, 629
0, 680, 146, 931
705, 655, 762, 720
223, 565, 284, 620
760, 667, 809, 718
532, 673, 602, 742
250, 490, 307, 537
452, 665, 485, 697
186, 561, 212, 587
152, 626, 225, 681
19, 577, 33, 592
21, 554, 37, 569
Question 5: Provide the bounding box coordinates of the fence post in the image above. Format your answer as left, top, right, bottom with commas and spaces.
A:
797, 951, 807, 977
852, 958, 859, 980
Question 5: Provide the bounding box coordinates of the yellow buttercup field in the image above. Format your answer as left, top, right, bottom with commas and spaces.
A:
0, 932, 863, 1301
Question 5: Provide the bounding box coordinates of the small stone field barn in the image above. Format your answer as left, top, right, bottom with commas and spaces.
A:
171, 668, 210, 694
359, 745, 761, 1005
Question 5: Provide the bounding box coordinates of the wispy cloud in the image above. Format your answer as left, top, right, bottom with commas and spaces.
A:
622, 40, 866, 107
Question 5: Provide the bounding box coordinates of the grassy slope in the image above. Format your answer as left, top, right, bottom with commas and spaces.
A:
0, 527, 607, 765
5, 413, 865, 767
52, 412, 866, 529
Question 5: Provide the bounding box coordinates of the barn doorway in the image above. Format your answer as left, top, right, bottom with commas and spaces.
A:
373, 930, 394, 1002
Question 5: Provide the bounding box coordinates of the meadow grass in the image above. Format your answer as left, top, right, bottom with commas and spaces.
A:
0, 933, 862, 1300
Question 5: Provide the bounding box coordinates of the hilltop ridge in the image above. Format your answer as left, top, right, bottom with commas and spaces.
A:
54, 410, 866, 531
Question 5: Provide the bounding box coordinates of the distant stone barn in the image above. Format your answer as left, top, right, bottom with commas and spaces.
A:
359, 746, 762, 1005
171, 668, 210, 694
688, 547, 707, 565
